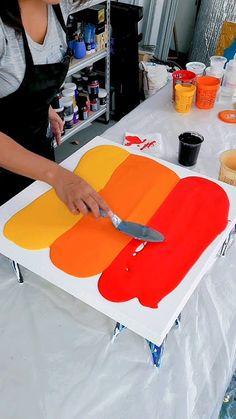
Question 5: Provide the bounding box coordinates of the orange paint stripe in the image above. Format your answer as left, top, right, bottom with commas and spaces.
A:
50, 154, 179, 277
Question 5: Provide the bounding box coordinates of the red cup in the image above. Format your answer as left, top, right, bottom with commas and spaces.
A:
172, 70, 196, 101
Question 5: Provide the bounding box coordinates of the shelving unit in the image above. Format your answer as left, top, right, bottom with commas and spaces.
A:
58, 0, 110, 146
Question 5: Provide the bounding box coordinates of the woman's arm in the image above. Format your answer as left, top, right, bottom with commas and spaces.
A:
0, 131, 110, 217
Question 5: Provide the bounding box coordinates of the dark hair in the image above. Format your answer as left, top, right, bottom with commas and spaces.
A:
0, 0, 23, 32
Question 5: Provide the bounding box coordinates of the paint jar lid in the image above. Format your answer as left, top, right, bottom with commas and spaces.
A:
60, 97, 73, 106
64, 114, 74, 121
64, 82, 77, 91
62, 89, 74, 97
98, 88, 107, 98
72, 72, 82, 80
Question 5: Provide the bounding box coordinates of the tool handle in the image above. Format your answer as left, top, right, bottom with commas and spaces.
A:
99, 208, 107, 217
99, 208, 121, 227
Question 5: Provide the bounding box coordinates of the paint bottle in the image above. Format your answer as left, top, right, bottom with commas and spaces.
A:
64, 114, 74, 129
88, 72, 99, 96
98, 88, 107, 106
78, 96, 89, 120
62, 88, 77, 108
59, 98, 74, 116
79, 106, 88, 120
90, 96, 99, 112
72, 73, 83, 93
73, 105, 79, 124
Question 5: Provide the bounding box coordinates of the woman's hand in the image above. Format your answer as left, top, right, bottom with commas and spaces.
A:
48, 106, 64, 145
50, 166, 110, 218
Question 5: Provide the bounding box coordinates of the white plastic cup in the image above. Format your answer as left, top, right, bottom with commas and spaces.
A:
186, 61, 206, 76
210, 55, 227, 71
64, 82, 77, 92
205, 66, 224, 81
221, 59, 236, 97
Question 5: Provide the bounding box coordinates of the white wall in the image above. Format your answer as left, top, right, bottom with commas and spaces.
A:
171, 0, 198, 53
115, 0, 197, 55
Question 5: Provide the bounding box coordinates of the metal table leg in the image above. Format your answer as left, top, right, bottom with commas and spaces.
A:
11, 260, 24, 283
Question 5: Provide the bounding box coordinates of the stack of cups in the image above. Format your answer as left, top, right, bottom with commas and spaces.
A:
172, 70, 196, 102
205, 56, 227, 82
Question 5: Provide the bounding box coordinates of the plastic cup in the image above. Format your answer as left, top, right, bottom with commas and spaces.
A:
196, 76, 221, 109
186, 61, 206, 76
172, 70, 196, 101
205, 66, 224, 81
219, 149, 236, 186
210, 55, 227, 71
175, 84, 196, 113
178, 132, 204, 166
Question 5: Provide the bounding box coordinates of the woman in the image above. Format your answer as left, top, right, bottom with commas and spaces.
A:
0, 0, 109, 218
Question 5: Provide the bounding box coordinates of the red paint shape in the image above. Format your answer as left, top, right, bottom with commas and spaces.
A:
125, 135, 145, 146
140, 140, 157, 151
98, 177, 229, 309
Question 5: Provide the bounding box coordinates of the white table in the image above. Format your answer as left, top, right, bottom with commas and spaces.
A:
0, 136, 235, 349
0, 82, 236, 419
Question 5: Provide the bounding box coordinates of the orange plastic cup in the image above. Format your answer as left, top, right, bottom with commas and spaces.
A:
196, 76, 220, 109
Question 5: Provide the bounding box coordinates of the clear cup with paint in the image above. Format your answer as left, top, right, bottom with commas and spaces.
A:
219, 149, 236, 186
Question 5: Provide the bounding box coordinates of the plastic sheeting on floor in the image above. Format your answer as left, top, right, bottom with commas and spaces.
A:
1, 83, 236, 419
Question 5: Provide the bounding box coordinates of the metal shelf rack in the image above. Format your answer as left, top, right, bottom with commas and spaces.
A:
58, 0, 110, 144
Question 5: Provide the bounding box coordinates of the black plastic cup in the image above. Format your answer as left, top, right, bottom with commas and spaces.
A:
178, 132, 204, 166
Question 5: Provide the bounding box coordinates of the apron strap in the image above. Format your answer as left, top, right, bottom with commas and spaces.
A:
52, 4, 68, 35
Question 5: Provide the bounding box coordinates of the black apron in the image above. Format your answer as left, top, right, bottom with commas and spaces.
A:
0, 5, 70, 205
